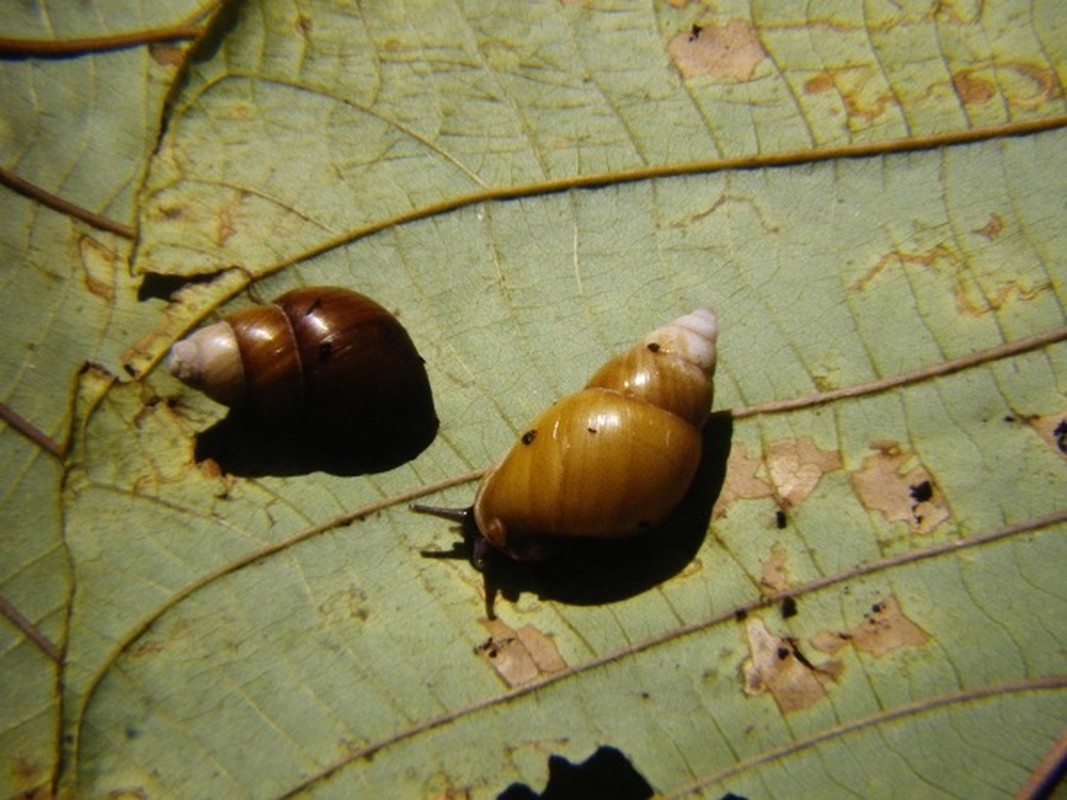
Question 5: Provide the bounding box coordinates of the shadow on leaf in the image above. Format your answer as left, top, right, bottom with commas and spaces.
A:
193, 411, 438, 477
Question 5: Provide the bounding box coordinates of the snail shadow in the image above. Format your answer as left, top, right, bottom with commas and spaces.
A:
487, 412, 733, 613
193, 413, 438, 477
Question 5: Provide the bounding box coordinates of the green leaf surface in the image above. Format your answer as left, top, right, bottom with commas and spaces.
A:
1, 1, 1065, 798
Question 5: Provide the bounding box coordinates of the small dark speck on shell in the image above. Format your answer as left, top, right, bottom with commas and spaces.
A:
647, 342, 661, 353
317, 341, 333, 363
521, 429, 537, 445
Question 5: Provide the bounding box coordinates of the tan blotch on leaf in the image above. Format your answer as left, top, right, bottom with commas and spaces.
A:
850, 441, 949, 535
476, 619, 567, 687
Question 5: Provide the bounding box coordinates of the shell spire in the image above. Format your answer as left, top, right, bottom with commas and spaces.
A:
584, 307, 718, 428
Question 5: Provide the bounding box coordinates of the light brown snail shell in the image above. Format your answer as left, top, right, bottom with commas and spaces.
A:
168, 287, 437, 462
413, 307, 717, 565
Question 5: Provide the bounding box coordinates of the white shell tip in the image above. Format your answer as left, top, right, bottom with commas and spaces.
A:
166, 322, 245, 407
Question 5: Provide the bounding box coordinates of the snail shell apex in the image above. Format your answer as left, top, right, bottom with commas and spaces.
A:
167, 321, 246, 409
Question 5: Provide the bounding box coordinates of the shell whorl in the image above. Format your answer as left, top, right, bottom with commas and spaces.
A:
584, 307, 718, 428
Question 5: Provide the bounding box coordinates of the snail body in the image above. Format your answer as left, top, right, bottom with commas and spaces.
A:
414, 307, 717, 564
168, 287, 437, 463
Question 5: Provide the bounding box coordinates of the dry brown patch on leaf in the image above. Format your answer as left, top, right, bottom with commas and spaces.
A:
715, 438, 841, 518
714, 442, 773, 516
952, 69, 997, 104
803, 72, 835, 94
741, 618, 839, 714
150, 42, 186, 67
765, 437, 843, 507
812, 595, 929, 658
850, 441, 949, 535
801, 66, 895, 122
477, 619, 567, 687
668, 20, 765, 81
759, 546, 790, 594
1026, 412, 1067, 458
1001, 62, 1061, 108
78, 235, 119, 301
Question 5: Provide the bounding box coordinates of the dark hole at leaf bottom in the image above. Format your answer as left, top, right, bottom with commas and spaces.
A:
497, 745, 654, 800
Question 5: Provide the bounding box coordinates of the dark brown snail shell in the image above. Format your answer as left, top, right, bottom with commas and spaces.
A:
168, 287, 437, 473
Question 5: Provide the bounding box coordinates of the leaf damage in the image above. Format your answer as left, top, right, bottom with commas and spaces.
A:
741, 617, 841, 714
849, 441, 949, 535
851, 243, 1051, 316
476, 619, 567, 687
715, 437, 842, 517
1025, 411, 1067, 458
810, 595, 929, 658
759, 546, 790, 595
667, 20, 765, 82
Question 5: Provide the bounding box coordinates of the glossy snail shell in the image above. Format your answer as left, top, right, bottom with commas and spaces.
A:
414, 307, 717, 563
168, 287, 437, 458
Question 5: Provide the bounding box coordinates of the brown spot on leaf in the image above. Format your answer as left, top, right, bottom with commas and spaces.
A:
952, 69, 997, 104
804, 66, 895, 122
149, 42, 186, 67
215, 196, 241, 247
1002, 62, 1061, 108
812, 595, 929, 658
741, 618, 839, 714
765, 437, 843, 507
850, 441, 949, 535
715, 438, 841, 518
78, 235, 118, 300
1028, 412, 1067, 458
477, 619, 566, 687
668, 20, 765, 82
197, 458, 223, 479
804, 72, 835, 94
716, 442, 774, 514
760, 546, 790, 595
973, 213, 1004, 240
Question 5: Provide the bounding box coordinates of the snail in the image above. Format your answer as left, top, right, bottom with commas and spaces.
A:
413, 306, 718, 571
168, 287, 437, 470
